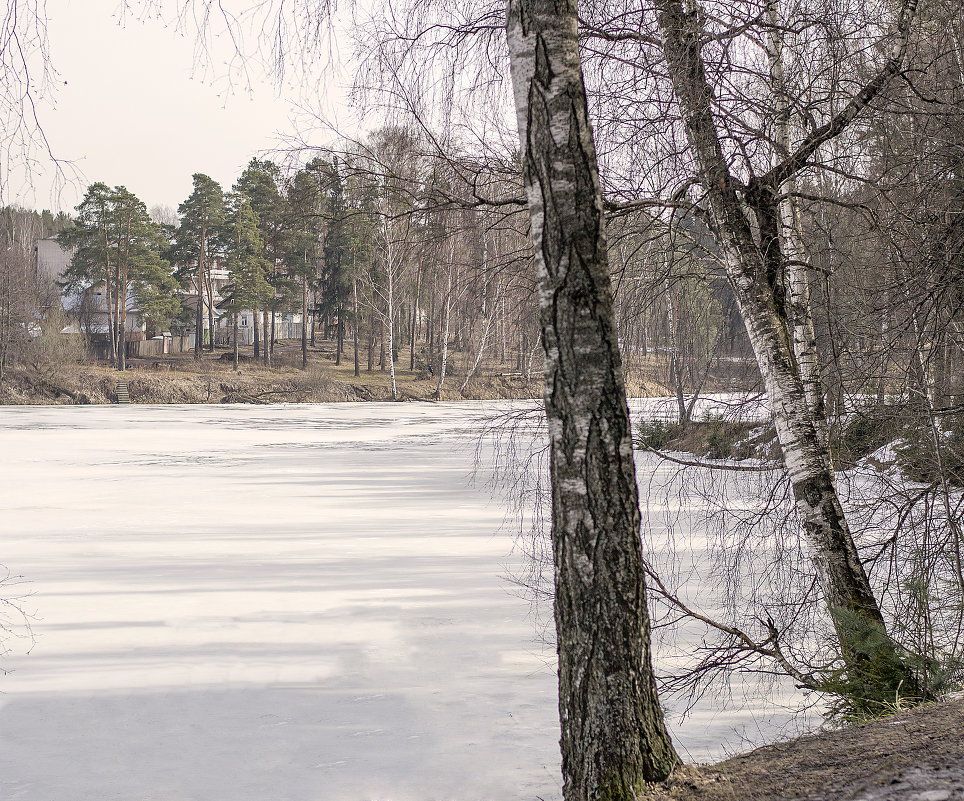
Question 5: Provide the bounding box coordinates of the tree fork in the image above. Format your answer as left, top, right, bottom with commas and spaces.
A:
653, 0, 921, 702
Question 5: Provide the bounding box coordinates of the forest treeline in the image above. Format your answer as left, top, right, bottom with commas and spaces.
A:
2, 61, 960, 411
0, 132, 753, 399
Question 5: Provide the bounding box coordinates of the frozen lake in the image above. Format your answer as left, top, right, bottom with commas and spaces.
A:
0, 401, 798, 801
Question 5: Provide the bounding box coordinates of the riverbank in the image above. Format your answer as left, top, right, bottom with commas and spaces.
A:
0, 341, 539, 405
0, 339, 674, 405
652, 696, 964, 801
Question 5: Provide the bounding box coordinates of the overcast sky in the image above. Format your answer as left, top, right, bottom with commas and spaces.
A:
18, 0, 348, 215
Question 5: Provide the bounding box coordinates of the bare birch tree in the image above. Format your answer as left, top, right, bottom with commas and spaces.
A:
651, 0, 923, 700
506, 1, 680, 797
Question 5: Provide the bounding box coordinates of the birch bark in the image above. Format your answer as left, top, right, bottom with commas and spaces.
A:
764, 0, 827, 441
653, 0, 921, 698
352, 276, 360, 377
506, 1, 680, 796
433, 246, 454, 401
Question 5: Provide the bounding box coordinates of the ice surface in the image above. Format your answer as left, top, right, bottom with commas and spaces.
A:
0, 401, 797, 801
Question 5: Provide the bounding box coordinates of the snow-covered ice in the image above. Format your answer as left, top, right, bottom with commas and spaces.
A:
0, 401, 796, 801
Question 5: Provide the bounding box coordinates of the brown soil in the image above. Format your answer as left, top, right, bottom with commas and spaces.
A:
6, 337, 758, 407
0, 339, 550, 405
650, 697, 964, 801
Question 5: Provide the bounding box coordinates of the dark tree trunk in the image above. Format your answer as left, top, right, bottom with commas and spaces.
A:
353, 278, 360, 378
410, 264, 422, 371
232, 313, 239, 371
206, 268, 215, 353
116, 261, 128, 372
253, 308, 260, 359
262, 308, 270, 367
194, 260, 203, 360
310, 286, 317, 347
379, 320, 386, 371
506, 2, 680, 798
302, 274, 309, 370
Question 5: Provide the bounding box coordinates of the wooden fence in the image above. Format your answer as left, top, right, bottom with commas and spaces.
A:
125, 335, 192, 358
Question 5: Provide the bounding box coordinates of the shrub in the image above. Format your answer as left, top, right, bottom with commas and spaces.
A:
635, 418, 680, 451
835, 407, 903, 467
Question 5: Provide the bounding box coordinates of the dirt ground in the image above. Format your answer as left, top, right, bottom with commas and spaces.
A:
0, 338, 682, 405
0, 339, 546, 405
650, 697, 964, 801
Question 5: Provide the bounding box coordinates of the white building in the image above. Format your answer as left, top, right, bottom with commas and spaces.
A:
34, 238, 145, 337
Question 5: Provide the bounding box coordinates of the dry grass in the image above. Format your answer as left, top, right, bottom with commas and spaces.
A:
1, 338, 747, 406
646, 698, 964, 801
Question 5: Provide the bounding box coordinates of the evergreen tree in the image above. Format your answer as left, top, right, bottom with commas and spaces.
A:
285, 163, 326, 369
177, 174, 226, 358
320, 158, 353, 367
60, 184, 177, 370
234, 159, 286, 365
222, 192, 272, 370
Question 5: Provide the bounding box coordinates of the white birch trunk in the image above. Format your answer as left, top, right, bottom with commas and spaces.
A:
663, 273, 686, 426
459, 242, 498, 393
386, 258, 398, 401
654, 0, 921, 698
433, 240, 455, 401
765, 0, 827, 443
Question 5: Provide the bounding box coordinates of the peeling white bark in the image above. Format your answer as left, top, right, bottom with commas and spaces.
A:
654, 0, 921, 692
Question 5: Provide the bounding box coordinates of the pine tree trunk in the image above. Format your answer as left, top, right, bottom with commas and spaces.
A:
262, 308, 270, 367
101, 222, 116, 364
302, 273, 309, 370
253, 308, 260, 359
206, 273, 216, 353
195, 255, 204, 360
233, 313, 239, 371
111, 261, 121, 364
116, 267, 128, 372
116, 227, 130, 372
506, 2, 680, 797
